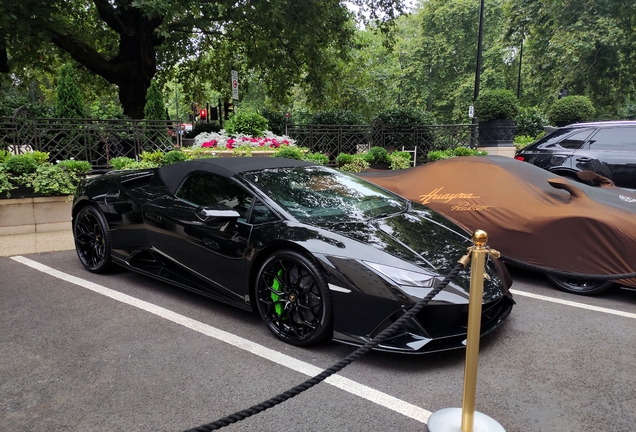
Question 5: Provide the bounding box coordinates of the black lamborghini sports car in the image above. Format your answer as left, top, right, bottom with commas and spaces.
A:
72, 157, 514, 353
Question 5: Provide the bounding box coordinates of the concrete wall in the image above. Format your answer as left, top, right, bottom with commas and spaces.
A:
0, 196, 73, 236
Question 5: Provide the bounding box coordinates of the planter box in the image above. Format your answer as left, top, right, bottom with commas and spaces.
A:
184, 149, 276, 158
0, 196, 73, 235
478, 120, 517, 147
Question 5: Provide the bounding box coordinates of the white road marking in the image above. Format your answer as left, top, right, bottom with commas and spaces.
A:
11, 256, 431, 424
510, 289, 636, 319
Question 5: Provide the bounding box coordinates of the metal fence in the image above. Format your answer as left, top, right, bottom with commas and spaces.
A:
1, 106, 480, 168
287, 121, 478, 160
1, 107, 175, 170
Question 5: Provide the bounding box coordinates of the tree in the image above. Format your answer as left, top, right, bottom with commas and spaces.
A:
0, 0, 406, 119
506, 0, 636, 117
56, 64, 85, 118
144, 79, 165, 120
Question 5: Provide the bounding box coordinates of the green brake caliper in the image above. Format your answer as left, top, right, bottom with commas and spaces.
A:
271, 269, 284, 317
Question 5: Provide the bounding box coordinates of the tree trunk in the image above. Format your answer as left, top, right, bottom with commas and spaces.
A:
47, 3, 161, 119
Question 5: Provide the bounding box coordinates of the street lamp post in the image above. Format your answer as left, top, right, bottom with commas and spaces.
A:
471, 0, 486, 148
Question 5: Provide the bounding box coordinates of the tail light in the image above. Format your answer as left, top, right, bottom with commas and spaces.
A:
514, 155, 525, 161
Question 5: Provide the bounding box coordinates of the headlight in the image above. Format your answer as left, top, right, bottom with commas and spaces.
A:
363, 261, 436, 288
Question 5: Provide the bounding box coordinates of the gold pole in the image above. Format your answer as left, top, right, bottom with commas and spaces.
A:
461, 230, 489, 432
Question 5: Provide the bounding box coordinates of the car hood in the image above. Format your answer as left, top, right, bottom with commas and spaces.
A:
313, 204, 510, 303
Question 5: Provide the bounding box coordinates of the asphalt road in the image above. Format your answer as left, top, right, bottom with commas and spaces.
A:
1, 251, 635, 432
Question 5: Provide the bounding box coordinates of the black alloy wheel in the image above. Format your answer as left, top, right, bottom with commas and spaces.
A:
546, 274, 615, 296
256, 250, 333, 346
74, 206, 112, 273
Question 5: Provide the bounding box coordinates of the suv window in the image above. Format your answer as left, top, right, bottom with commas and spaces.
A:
533, 128, 593, 150
176, 172, 253, 222
558, 129, 595, 149
588, 127, 636, 151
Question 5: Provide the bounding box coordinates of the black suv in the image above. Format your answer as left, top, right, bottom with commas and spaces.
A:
515, 121, 636, 190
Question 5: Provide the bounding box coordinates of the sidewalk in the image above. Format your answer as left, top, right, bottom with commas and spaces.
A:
0, 230, 75, 257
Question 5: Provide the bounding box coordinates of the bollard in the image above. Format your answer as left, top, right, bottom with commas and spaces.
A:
427, 230, 506, 432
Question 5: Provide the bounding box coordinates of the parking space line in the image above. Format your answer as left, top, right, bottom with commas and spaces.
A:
11, 256, 431, 424
510, 289, 636, 319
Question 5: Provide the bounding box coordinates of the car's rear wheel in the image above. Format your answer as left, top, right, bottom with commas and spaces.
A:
74, 206, 112, 273
256, 250, 333, 346
546, 274, 615, 295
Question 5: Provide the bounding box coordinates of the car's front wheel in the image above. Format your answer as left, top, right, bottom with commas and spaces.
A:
73, 205, 112, 273
255, 250, 333, 346
546, 274, 615, 295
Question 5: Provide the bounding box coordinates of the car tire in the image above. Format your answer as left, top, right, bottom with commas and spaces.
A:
73, 205, 113, 273
546, 274, 615, 296
255, 250, 333, 346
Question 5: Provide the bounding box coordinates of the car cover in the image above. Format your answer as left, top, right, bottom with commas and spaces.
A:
358, 156, 636, 288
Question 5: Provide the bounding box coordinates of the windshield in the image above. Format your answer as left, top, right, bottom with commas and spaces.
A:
243, 166, 408, 223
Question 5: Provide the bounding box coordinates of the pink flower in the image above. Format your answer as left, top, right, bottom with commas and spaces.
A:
227, 138, 235, 145
226, 142, 234, 150
202, 140, 217, 148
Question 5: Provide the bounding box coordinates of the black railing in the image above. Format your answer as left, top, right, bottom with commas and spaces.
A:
1, 107, 176, 170
2, 107, 482, 168
287, 121, 477, 160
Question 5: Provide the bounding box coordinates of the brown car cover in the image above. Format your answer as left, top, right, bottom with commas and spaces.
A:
359, 156, 636, 288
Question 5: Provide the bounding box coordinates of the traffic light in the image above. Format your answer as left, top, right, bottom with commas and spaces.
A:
209, 106, 218, 121
199, 109, 207, 120
224, 101, 234, 120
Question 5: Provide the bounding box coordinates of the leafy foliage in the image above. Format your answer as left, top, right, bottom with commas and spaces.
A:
513, 135, 537, 151
474, 89, 519, 121
4, 154, 40, 175
139, 151, 165, 165
515, 106, 548, 138
272, 146, 306, 160
224, 111, 269, 137
335, 153, 355, 166
427, 147, 488, 162
56, 159, 92, 174
163, 150, 188, 165
363, 146, 389, 164
261, 109, 287, 135
547, 96, 595, 125
339, 157, 370, 172
144, 80, 166, 120
56, 65, 86, 118
109, 157, 136, 170
388, 151, 412, 170
302, 153, 330, 165
374, 107, 436, 127
25, 163, 79, 196
310, 110, 365, 125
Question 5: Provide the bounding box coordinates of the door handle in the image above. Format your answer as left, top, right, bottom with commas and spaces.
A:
575, 157, 592, 162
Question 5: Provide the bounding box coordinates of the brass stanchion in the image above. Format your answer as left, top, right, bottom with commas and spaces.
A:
428, 230, 506, 432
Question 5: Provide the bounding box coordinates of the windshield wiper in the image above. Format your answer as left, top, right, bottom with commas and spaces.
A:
367, 201, 411, 221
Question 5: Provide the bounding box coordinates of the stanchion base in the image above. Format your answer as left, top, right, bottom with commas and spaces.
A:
428, 407, 506, 432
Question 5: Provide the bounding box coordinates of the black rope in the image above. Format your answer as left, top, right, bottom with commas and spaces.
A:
500, 255, 636, 281
182, 261, 466, 432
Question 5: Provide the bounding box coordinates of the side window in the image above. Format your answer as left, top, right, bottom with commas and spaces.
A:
557, 129, 594, 149
588, 127, 636, 151
176, 173, 253, 222
249, 199, 278, 224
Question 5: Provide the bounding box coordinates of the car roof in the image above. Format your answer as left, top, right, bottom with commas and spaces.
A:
158, 157, 316, 194
563, 120, 636, 128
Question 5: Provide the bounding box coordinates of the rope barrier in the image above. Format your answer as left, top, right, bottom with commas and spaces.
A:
182, 261, 466, 432
499, 255, 636, 281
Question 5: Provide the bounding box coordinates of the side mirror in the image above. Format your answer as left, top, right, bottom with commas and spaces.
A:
547, 177, 587, 199
195, 205, 241, 222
